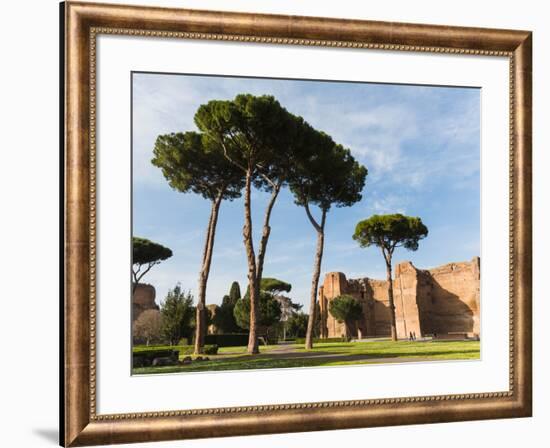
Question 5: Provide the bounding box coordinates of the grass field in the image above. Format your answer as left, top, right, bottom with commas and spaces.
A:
132, 339, 480, 375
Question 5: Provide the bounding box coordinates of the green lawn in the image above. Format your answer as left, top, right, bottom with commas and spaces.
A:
132, 339, 480, 375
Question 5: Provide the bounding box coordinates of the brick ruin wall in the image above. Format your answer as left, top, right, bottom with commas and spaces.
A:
319, 257, 480, 339
132, 283, 159, 323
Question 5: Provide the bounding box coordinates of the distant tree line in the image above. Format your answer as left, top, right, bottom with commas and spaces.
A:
133, 279, 311, 346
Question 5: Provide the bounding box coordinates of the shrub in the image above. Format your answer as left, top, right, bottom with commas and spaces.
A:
203, 344, 219, 355
328, 295, 363, 340
286, 312, 308, 338
160, 285, 195, 345
233, 292, 281, 330
212, 300, 240, 333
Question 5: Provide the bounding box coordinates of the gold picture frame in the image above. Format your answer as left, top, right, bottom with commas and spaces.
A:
62, 1, 532, 446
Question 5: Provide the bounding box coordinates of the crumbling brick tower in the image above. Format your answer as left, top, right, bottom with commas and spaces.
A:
319, 257, 480, 340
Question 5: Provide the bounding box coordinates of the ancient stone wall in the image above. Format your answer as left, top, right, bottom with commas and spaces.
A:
393, 261, 423, 339
319, 272, 348, 338
132, 283, 159, 324
423, 258, 480, 337
320, 257, 480, 340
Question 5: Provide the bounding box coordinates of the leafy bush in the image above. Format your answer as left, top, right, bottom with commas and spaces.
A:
234, 291, 282, 329
328, 295, 363, 340
294, 337, 347, 344
160, 285, 195, 345
286, 312, 309, 338
212, 299, 240, 333
203, 344, 218, 355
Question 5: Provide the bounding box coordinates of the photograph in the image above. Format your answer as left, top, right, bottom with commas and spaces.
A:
131, 73, 481, 375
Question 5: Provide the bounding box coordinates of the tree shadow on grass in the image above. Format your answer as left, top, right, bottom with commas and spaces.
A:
133, 347, 480, 374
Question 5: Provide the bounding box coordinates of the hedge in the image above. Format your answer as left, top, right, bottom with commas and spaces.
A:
294, 337, 347, 344
204, 334, 250, 347
133, 344, 219, 357
133, 345, 178, 353
179, 344, 219, 355
132, 349, 178, 367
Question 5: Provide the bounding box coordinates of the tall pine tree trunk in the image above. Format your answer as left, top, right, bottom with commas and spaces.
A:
243, 169, 260, 354
385, 257, 398, 341
304, 209, 327, 350
194, 195, 222, 354
255, 183, 281, 283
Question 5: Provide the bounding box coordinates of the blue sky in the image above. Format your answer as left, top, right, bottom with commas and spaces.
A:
132, 72, 480, 310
